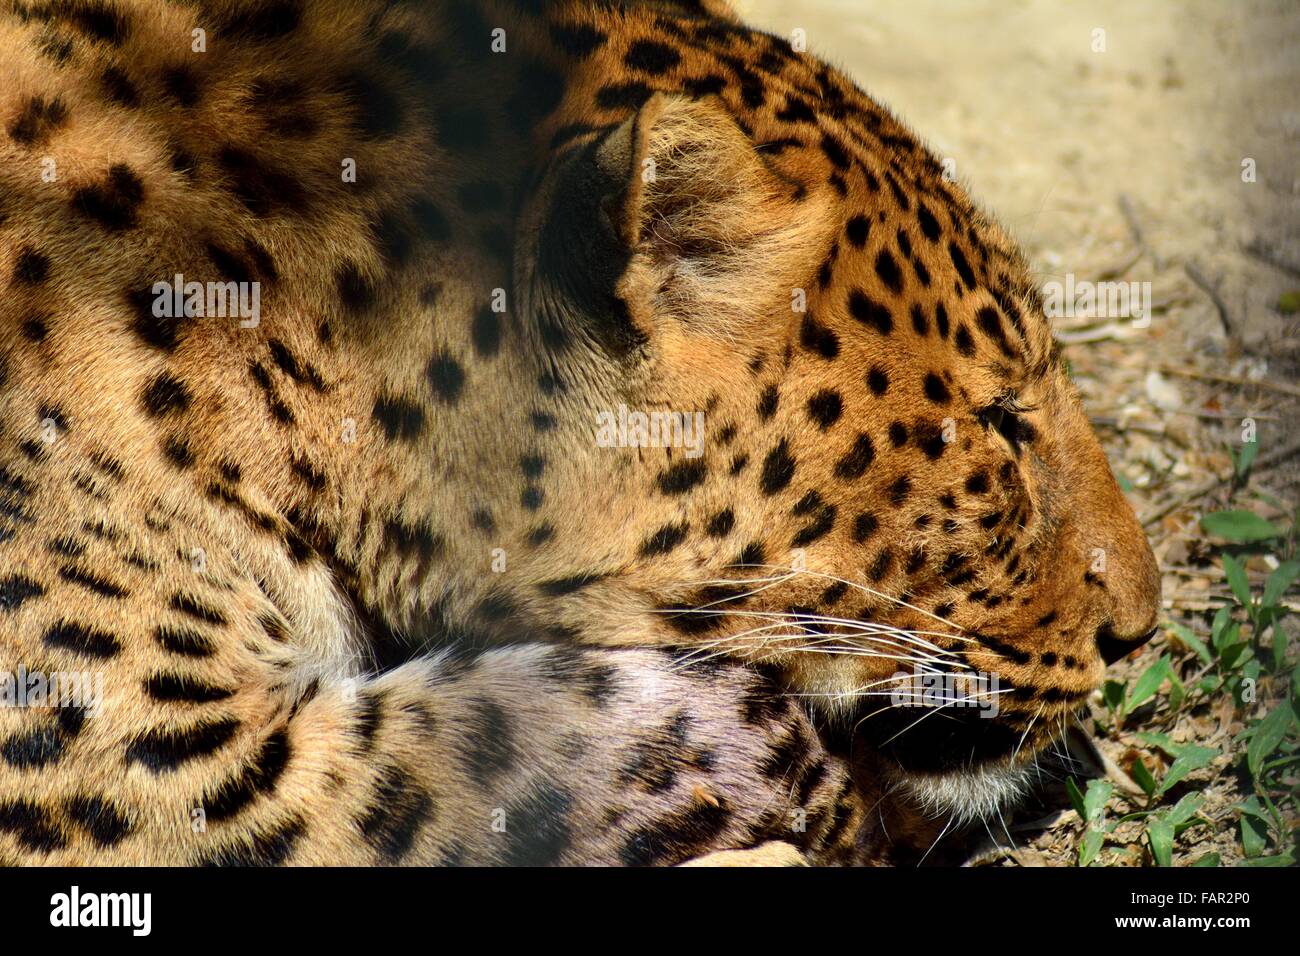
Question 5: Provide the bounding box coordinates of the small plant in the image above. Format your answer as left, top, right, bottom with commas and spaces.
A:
1069, 483, 1297, 866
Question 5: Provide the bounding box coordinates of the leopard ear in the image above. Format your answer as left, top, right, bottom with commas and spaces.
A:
608, 93, 832, 339
528, 94, 829, 356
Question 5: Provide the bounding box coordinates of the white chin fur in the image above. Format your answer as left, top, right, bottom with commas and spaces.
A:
894, 759, 1034, 826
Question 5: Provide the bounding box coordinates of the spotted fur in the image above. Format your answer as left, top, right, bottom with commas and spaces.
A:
1, 0, 1158, 864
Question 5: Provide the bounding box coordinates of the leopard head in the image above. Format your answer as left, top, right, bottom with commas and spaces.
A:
482, 84, 1160, 822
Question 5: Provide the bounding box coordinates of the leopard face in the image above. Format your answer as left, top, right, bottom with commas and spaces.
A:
476, 14, 1161, 816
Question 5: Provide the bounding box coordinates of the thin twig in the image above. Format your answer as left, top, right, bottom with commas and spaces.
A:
1157, 364, 1300, 399
1140, 433, 1300, 526
1184, 261, 1238, 341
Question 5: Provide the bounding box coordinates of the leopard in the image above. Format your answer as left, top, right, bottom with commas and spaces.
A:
0, 0, 1160, 866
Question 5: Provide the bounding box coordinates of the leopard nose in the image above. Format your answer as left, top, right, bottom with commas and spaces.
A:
1095, 622, 1158, 665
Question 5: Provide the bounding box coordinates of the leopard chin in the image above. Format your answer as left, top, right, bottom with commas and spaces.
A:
889, 756, 1035, 827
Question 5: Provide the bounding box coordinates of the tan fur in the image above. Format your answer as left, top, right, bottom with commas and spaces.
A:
1, 0, 1157, 865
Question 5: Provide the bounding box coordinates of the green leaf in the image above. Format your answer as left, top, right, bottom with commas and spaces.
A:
1221, 553, 1252, 607
1211, 608, 1232, 655
1202, 510, 1285, 543
1247, 703, 1296, 778
1242, 853, 1294, 867
1147, 816, 1174, 866
1159, 744, 1219, 794
1191, 852, 1220, 867
1165, 792, 1205, 826
1131, 756, 1158, 797
1126, 656, 1170, 713
1102, 679, 1126, 713
1065, 776, 1088, 820
1083, 779, 1113, 823
1240, 814, 1268, 858
1165, 621, 1212, 665
1234, 440, 1259, 478
1262, 560, 1300, 609
1137, 731, 1177, 754
1080, 828, 1105, 867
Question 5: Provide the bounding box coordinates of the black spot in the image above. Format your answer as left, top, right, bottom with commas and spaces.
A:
792, 503, 837, 547
356, 764, 436, 868
867, 366, 889, 395
706, 508, 735, 538
948, 241, 976, 289
502, 783, 573, 866
759, 440, 796, 495
337, 70, 404, 139
170, 593, 227, 626
21, 315, 48, 342
640, 521, 690, 557
917, 204, 941, 241
935, 302, 950, 338
140, 372, 192, 417
965, 471, 989, 494
426, 351, 465, 403
954, 324, 975, 356
799, 316, 839, 359
197, 816, 305, 867
8, 94, 69, 147
684, 74, 726, 98
161, 63, 201, 107
845, 214, 870, 247
42, 620, 120, 658
624, 39, 680, 74
916, 422, 947, 460
874, 249, 903, 294
72, 163, 144, 231
777, 96, 816, 123
848, 289, 892, 335
144, 673, 234, 704
160, 434, 196, 469
463, 699, 514, 786
13, 247, 50, 284
0, 799, 66, 852
910, 303, 930, 336
658, 460, 706, 495
2, 726, 64, 769
156, 625, 215, 657
923, 373, 951, 405
65, 795, 131, 847
757, 384, 779, 420
852, 512, 879, 543
335, 262, 374, 314
867, 549, 893, 582
888, 475, 912, 506
550, 22, 606, 57
819, 133, 850, 170
217, 0, 302, 42
126, 717, 241, 773
621, 801, 731, 866
806, 390, 843, 429
595, 81, 652, 111
976, 306, 1016, 358
889, 421, 909, 447
834, 434, 875, 480
371, 395, 425, 443
58, 565, 127, 599
217, 145, 304, 217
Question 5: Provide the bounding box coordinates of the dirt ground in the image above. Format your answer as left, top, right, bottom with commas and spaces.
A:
739, 0, 1300, 865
